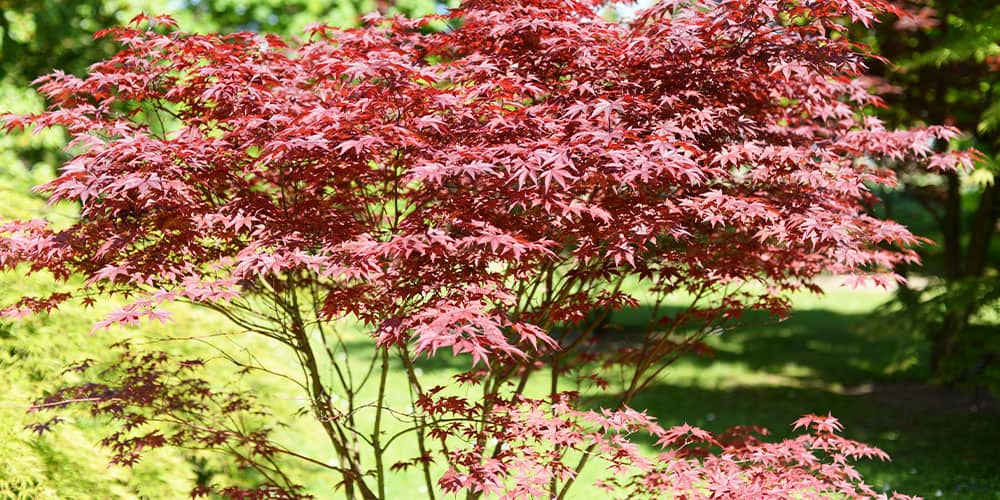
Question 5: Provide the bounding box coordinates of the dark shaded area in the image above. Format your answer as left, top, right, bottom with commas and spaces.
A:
366, 303, 999, 497
864, 1, 1000, 380
608, 306, 931, 384
628, 382, 1000, 499
599, 305, 1000, 499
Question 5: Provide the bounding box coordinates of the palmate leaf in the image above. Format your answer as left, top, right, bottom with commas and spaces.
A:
0, 0, 966, 497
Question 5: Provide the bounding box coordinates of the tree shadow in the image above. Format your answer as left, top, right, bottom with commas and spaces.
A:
579, 304, 999, 498
595, 381, 1000, 499
603, 306, 931, 387
339, 305, 926, 384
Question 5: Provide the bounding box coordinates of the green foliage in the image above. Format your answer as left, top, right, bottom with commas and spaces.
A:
859, 0, 1000, 383
179, 0, 446, 34
0, 268, 194, 498
872, 276, 1000, 388
0, 0, 449, 83
871, 2, 1000, 140
868, 1, 1000, 183
0, 83, 68, 220
0, 214, 320, 496
899, 8, 1000, 71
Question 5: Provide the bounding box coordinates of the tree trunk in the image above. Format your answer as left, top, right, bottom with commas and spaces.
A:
965, 180, 999, 277
942, 172, 963, 281
931, 311, 966, 375
930, 177, 999, 378
929, 172, 964, 376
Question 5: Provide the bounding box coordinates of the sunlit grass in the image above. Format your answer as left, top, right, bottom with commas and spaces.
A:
2, 241, 996, 500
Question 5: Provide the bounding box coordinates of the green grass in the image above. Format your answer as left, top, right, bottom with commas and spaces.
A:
4, 282, 997, 499
609, 286, 1000, 500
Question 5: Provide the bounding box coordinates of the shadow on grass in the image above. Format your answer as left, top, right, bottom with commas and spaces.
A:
607, 306, 930, 387
331, 306, 998, 498
339, 305, 922, 385
595, 305, 1000, 499
334, 337, 474, 375
618, 381, 1000, 499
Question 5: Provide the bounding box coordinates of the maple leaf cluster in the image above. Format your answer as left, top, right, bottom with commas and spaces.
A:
1, 0, 967, 497
421, 385, 918, 500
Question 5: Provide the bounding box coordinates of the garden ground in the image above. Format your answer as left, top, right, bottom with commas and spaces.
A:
2, 281, 997, 498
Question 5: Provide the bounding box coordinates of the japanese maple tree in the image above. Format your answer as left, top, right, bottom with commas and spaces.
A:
0, 0, 972, 498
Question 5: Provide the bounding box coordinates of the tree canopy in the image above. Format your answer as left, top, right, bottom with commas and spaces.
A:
0, 0, 984, 497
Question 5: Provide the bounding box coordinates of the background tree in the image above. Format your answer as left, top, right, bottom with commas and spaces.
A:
0, 0, 441, 81
0, 0, 444, 167
864, 1, 1000, 387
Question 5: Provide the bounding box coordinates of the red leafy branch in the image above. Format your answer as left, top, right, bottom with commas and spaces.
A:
0, 0, 961, 497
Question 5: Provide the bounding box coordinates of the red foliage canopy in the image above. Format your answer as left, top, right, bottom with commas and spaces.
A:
1, 0, 966, 497
1, 0, 974, 346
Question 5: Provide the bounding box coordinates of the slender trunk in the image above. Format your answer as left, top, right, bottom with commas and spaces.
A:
373, 347, 390, 500
930, 172, 965, 376
942, 172, 963, 281
290, 316, 376, 499
931, 313, 965, 375
965, 180, 999, 277
931, 176, 999, 377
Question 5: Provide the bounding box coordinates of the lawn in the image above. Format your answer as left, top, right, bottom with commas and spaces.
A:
613, 287, 1000, 500
3, 278, 997, 499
